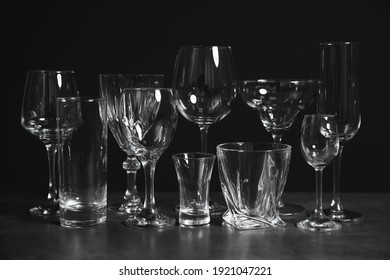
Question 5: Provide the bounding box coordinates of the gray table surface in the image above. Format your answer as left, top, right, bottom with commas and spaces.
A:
0, 191, 389, 260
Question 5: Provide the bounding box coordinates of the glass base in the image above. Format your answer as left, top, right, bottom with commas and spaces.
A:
279, 203, 305, 216
108, 202, 142, 215
29, 203, 59, 218
323, 209, 363, 223
123, 209, 175, 228
174, 201, 227, 216
223, 210, 285, 231
296, 216, 342, 232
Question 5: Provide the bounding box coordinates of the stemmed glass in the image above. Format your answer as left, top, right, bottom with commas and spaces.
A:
172, 46, 236, 215
21, 70, 79, 217
119, 88, 178, 228
240, 79, 317, 216
318, 42, 362, 222
99, 74, 164, 215
297, 114, 341, 232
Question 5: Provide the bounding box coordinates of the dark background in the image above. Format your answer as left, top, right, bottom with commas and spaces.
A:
4, 0, 389, 195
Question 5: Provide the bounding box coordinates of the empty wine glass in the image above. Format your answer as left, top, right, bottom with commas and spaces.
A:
21, 70, 79, 217
99, 74, 164, 215
318, 42, 362, 222
172, 45, 236, 215
297, 114, 341, 232
120, 88, 178, 228
240, 79, 317, 216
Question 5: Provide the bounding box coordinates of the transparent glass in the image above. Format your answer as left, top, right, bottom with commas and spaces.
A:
99, 74, 164, 215
172, 152, 215, 227
297, 114, 341, 232
172, 46, 237, 215
57, 97, 107, 227
20, 70, 79, 217
119, 88, 178, 228
317, 42, 362, 222
240, 79, 317, 216
217, 142, 291, 230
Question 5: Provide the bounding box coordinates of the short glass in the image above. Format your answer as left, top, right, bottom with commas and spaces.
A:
217, 142, 291, 230
172, 152, 215, 227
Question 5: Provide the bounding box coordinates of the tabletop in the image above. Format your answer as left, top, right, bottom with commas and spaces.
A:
0, 191, 389, 260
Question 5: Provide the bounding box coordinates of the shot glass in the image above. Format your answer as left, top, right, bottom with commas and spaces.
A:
172, 152, 215, 226
57, 97, 108, 227
217, 142, 291, 230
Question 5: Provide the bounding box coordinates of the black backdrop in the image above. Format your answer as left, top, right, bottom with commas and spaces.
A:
5, 0, 389, 194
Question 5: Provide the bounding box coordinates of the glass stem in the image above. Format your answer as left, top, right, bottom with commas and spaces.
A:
141, 157, 158, 214
272, 133, 284, 207
199, 125, 209, 153
314, 167, 325, 215
330, 144, 344, 213
272, 133, 283, 144
45, 143, 58, 204
122, 155, 141, 204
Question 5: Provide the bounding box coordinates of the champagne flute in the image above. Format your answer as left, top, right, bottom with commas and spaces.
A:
120, 88, 178, 228
21, 70, 79, 217
99, 74, 164, 215
317, 42, 362, 222
172, 45, 236, 215
297, 114, 341, 232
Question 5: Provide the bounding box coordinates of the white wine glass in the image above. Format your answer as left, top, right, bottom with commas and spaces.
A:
172, 45, 236, 215
99, 74, 164, 215
21, 70, 79, 217
120, 88, 178, 228
297, 114, 341, 232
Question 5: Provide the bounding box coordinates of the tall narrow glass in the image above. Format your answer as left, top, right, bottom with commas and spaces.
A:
317, 42, 362, 222
172, 46, 236, 215
297, 114, 341, 232
99, 74, 164, 215
120, 88, 178, 228
21, 70, 79, 217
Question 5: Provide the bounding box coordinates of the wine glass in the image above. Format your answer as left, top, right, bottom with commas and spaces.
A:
119, 88, 178, 228
297, 114, 341, 232
240, 79, 317, 216
172, 45, 236, 215
21, 70, 79, 217
99, 74, 164, 215
318, 42, 362, 222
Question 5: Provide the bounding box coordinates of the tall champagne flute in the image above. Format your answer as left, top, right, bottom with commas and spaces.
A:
99, 74, 164, 215
297, 114, 341, 232
21, 70, 79, 217
172, 46, 236, 215
317, 42, 362, 222
120, 88, 178, 228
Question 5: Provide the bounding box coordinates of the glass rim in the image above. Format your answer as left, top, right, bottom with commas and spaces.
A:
303, 113, 336, 119
123, 87, 172, 91
179, 45, 232, 50
319, 41, 359, 46
28, 70, 75, 74
56, 97, 104, 103
172, 152, 216, 160
98, 73, 164, 78
242, 79, 318, 84
217, 142, 291, 153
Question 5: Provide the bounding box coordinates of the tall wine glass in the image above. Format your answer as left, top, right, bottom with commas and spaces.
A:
21, 70, 79, 217
318, 42, 362, 222
99, 74, 164, 215
240, 79, 317, 216
172, 46, 236, 215
120, 88, 178, 228
297, 114, 341, 232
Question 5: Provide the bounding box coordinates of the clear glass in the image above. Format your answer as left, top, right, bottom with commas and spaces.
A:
99, 74, 164, 215
217, 142, 291, 230
20, 70, 79, 217
57, 97, 107, 227
172, 45, 237, 215
172, 152, 215, 227
119, 88, 178, 228
317, 42, 362, 222
297, 114, 341, 232
240, 79, 317, 216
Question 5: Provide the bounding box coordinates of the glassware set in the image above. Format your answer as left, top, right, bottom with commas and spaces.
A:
21, 42, 361, 231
